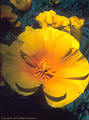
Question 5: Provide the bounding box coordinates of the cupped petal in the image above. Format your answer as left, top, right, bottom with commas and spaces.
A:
17, 26, 44, 58
43, 49, 89, 108
1, 40, 42, 96
18, 26, 79, 66
39, 27, 79, 61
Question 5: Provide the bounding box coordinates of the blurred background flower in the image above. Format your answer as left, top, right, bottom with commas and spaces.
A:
0, 5, 21, 28
10, 0, 32, 11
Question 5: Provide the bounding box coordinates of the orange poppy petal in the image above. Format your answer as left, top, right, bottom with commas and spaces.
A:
1, 40, 42, 96
43, 50, 89, 108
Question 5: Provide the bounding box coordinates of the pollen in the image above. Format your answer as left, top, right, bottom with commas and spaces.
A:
35, 60, 56, 80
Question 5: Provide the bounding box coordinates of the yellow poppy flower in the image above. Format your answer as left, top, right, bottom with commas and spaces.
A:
2, 26, 89, 108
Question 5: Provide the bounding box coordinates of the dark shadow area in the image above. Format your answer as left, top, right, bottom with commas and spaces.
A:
0, 86, 78, 120
0, 19, 22, 45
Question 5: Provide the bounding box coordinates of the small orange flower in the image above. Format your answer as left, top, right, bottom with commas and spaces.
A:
2, 26, 89, 108
36, 10, 70, 28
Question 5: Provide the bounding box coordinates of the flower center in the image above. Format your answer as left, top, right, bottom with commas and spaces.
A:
35, 61, 56, 80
